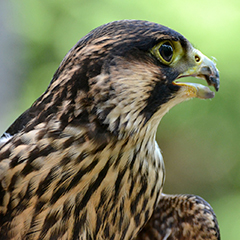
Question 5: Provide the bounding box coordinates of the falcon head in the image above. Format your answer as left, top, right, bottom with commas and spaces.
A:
4, 20, 219, 141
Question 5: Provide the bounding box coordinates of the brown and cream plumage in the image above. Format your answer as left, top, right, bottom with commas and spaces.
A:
0, 20, 220, 240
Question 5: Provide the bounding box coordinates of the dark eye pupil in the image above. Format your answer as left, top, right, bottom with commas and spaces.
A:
159, 43, 173, 62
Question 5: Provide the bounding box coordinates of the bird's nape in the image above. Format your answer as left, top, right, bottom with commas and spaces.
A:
0, 20, 220, 240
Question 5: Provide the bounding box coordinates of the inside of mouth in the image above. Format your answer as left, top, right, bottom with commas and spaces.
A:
174, 76, 213, 90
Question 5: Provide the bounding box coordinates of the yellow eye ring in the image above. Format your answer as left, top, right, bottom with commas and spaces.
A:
151, 40, 174, 65
159, 42, 173, 63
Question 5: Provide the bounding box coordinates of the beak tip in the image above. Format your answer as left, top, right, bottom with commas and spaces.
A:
212, 77, 220, 92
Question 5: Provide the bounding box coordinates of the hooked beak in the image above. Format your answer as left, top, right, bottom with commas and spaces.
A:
174, 48, 220, 99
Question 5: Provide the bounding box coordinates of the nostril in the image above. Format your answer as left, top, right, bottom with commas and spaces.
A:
195, 55, 200, 63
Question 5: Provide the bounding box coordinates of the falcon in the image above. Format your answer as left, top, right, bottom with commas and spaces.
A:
0, 20, 220, 240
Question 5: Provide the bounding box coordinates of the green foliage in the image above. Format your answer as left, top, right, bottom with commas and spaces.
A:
6, 0, 240, 238
213, 192, 240, 239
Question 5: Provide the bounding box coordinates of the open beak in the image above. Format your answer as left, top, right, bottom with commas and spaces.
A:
174, 48, 220, 99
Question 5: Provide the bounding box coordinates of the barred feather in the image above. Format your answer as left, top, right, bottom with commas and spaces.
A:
0, 20, 220, 240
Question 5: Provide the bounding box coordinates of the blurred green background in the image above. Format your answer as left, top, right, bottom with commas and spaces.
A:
0, 0, 239, 238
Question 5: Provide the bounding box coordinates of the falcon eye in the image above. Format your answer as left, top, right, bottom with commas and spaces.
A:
159, 42, 173, 63
150, 40, 176, 65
